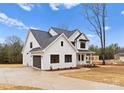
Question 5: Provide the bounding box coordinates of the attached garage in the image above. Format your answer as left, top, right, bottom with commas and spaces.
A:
33, 56, 41, 69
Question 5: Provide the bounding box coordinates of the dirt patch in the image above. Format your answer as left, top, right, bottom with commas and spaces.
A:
0, 64, 23, 68
0, 84, 42, 90
62, 66, 124, 87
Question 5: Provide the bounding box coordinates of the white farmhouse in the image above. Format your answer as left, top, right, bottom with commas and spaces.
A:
22, 27, 95, 70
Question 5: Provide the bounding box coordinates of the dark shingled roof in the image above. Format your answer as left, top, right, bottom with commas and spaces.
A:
30, 47, 41, 52
51, 27, 75, 38
30, 29, 60, 50
30, 27, 89, 51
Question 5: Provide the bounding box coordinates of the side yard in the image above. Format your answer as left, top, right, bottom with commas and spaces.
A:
62, 66, 124, 87
0, 64, 23, 68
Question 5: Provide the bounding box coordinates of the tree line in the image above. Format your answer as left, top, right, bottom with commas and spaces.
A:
0, 36, 23, 64
89, 43, 124, 60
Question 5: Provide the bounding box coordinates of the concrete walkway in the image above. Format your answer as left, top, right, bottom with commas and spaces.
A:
0, 67, 123, 90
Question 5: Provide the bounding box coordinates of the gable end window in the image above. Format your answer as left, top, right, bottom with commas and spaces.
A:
65, 55, 72, 63
80, 42, 85, 48
30, 42, 33, 48
50, 55, 59, 63
61, 41, 63, 46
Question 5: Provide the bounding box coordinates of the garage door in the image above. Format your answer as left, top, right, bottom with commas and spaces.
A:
33, 56, 41, 69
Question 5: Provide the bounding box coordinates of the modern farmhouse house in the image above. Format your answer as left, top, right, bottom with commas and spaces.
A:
22, 27, 95, 70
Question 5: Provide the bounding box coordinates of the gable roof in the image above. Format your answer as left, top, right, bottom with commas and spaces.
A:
30, 29, 60, 50
28, 27, 89, 52
43, 33, 77, 52
74, 33, 89, 41
51, 27, 75, 38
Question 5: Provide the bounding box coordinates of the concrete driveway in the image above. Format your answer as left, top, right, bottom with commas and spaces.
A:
0, 67, 124, 90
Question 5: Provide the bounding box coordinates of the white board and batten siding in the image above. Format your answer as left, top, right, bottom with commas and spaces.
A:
42, 35, 77, 70
22, 31, 40, 66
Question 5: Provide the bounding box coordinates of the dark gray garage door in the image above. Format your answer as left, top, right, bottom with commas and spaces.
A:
33, 56, 41, 69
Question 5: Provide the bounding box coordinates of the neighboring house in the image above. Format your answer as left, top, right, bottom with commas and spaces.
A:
114, 53, 124, 62
22, 27, 95, 70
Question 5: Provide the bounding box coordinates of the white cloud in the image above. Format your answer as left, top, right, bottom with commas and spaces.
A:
87, 34, 95, 38
121, 10, 124, 15
49, 3, 60, 11
17, 3, 34, 11
105, 26, 110, 31
49, 3, 80, 11
0, 38, 4, 43
63, 3, 80, 9
0, 12, 28, 29
29, 26, 39, 30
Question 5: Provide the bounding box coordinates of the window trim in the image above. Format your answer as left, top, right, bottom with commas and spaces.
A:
50, 54, 59, 64
65, 55, 72, 63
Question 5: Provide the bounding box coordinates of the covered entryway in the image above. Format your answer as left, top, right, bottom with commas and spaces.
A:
77, 50, 95, 65
33, 56, 41, 69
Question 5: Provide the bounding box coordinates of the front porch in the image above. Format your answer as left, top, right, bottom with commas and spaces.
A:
77, 50, 95, 65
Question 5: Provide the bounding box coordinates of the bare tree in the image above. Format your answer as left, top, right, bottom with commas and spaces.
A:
83, 4, 106, 65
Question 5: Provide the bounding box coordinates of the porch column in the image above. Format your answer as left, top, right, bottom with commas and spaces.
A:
84, 54, 86, 64
80, 54, 82, 65
90, 54, 93, 64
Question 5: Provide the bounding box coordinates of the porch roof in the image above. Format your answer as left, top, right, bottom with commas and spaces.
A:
30, 47, 42, 53
77, 49, 95, 54
30, 47, 44, 55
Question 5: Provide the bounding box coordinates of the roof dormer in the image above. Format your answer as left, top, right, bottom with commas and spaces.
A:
48, 28, 58, 36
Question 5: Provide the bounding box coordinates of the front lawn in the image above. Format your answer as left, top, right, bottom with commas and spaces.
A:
62, 66, 124, 87
0, 84, 42, 90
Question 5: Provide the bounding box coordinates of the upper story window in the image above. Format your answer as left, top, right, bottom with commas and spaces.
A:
80, 42, 85, 48
61, 41, 63, 46
30, 42, 33, 48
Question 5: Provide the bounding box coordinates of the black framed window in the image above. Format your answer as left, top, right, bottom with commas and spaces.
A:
65, 55, 72, 62
80, 42, 85, 48
61, 41, 63, 46
50, 55, 59, 63
30, 42, 33, 48
82, 55, 84, 61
